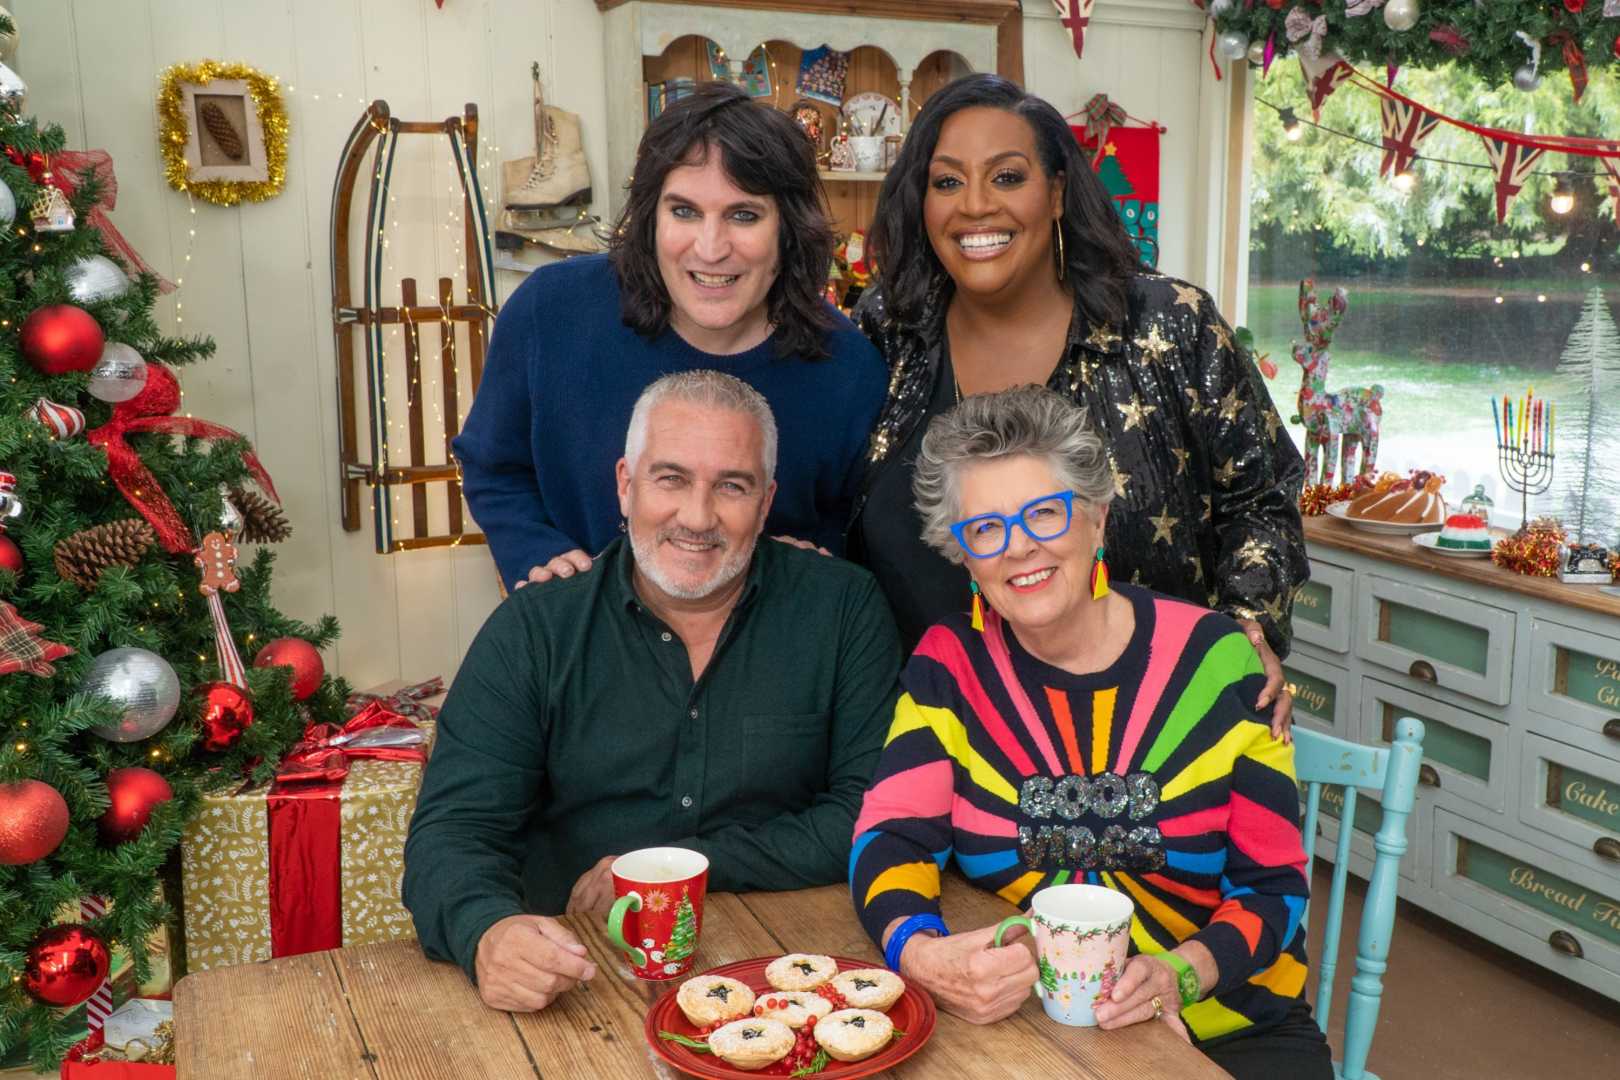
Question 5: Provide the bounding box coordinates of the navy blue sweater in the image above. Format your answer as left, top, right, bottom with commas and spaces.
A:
454, 255, 888, 588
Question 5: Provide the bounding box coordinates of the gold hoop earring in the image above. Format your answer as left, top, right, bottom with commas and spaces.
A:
1054, 222, 1067, 282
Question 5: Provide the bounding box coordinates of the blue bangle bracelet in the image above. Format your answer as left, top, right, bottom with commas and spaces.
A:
884, 913, 949, 973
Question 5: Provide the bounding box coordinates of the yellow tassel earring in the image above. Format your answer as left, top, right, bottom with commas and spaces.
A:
970, 578, 986, 631
1089, 546, 1110, 600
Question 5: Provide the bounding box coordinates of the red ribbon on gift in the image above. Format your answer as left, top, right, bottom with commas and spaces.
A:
265, 707, 427, 959
344, 676, 444, 724
86, 363, 278, 554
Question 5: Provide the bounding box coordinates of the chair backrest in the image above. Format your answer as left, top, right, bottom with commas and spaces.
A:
1292, 717, 1426, 1080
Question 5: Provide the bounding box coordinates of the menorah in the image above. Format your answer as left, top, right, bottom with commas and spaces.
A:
1497, 441, 1555, 533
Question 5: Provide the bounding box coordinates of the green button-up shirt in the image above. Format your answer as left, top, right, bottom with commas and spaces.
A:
403, 537, 901, 978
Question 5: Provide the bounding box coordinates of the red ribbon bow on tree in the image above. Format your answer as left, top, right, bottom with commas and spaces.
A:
4, 147, 175, 291
86, 363, 278, 554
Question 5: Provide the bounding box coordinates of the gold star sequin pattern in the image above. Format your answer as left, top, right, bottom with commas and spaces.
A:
1218, 388, 1243, 424
1172, 283, 1202, 312
1110, 457, 1130, 500
1170, 446, 1190, 475
1187, 553, 1204, 583
1086, 324, 1122, 351
1117, 399, 1157, 432
1214, 458, 1238, 487
1263, 407, 1283, 440
1133, 324, 1175, 365
1149, 510, 1179, 546
1183, 385, 1206, 417
1213, 321, 1234, 351
1237, 537, 1269, 569
1261, 594, 1287, 625
1202, 494, 1213, 522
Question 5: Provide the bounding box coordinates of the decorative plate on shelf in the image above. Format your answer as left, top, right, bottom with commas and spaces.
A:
841, 92, 900, 138
1411, 532, 1496, 559
644, 954, 935, 1079
1325, 501, 1444, 536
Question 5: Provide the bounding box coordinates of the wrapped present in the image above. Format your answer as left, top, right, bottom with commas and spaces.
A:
180, 691, 436, 972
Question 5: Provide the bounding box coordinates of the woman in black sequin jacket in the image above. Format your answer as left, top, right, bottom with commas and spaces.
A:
849, 75, 1306, 736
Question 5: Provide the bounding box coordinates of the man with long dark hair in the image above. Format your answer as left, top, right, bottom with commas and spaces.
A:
456, 82, 885, 591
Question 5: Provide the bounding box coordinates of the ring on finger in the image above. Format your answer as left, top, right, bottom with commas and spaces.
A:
1151, 995, 1164, 1020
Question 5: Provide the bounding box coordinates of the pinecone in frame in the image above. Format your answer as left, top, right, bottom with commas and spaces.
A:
198, 100, 245, 160
53, 519, 156, 589
229, 487, 291, 544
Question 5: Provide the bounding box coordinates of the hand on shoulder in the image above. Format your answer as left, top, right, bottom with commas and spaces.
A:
515, 549, 594, 589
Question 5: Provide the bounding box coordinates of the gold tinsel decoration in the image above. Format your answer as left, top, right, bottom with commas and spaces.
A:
1299, 475, 1374, 516
1490, 517, 1565, 578
157, 60, 288, 206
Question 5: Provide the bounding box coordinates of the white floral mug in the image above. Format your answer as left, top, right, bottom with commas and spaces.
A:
994, 883, 1134, 1027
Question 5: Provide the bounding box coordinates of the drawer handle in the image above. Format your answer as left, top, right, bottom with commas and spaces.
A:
1595, 837, 1620, 862
1604, 719, 1620, 741
1408, 659, 1438, 684
1418, 764, 1441, 789
1548, 930, 1584, 959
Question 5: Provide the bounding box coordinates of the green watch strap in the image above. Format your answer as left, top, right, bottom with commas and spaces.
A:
1157, 951, 1201, 1008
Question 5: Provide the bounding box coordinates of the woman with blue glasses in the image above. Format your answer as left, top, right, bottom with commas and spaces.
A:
848, 386, 1329, 1080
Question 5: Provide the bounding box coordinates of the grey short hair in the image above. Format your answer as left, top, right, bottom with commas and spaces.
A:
913, 385, 1114, 564
625, 370, 778, 479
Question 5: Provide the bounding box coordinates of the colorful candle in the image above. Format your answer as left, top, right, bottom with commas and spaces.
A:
1492, 398, 1502, 445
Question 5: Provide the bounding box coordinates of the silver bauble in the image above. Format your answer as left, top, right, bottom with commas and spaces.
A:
1383, 0, 1419, 32
0, 177, 13, 229
1209, 0, 1234, 15
1217, 30, 1250, 61
86, 648, 182, 743
88, 342, 149, 403
1247, 40, 1267, 66
0, 59, 23, 114
67, 255, 133, 305
1513, 65, 1542, 92
0, 5, 17, 60
218, 485, 244, 536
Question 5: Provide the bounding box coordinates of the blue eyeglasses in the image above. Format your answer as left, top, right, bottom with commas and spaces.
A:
949, 490, 1079, 559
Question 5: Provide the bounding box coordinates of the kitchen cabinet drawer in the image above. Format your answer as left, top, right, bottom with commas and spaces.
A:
1520, 732, 1620, 877
1527, 617, 1620, 757
1355, 575, 1515, 706
1294, 558, 1354, 654
1434, 809, 1620, 991
1282, 652, 1352, 740
1361, 677, 1508, 815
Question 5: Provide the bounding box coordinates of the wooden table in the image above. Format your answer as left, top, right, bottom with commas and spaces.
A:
174, 878, 1230, 1079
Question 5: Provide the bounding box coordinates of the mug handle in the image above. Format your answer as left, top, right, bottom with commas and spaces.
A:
607, 893, 647, 968
993, 915, 1044, 999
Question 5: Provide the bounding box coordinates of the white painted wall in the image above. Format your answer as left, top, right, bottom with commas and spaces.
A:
15, 0, 1232, 685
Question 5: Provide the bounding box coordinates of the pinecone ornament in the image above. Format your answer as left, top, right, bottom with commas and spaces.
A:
53, 520, 156, 590
229, 488, 291, 544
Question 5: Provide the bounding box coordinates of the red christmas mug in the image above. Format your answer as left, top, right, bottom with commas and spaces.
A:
605, 847, 709, 980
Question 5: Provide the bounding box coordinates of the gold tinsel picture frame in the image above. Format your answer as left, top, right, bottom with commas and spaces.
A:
157, 60, 287, 206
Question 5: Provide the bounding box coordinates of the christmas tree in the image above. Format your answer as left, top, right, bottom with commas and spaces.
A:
0, 30, 341, 1069
1555, 287, 1620, 543
1038, 954, 1059, 996
664, 888, 698, 964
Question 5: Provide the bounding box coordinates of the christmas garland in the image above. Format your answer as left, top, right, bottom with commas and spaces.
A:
1206, 1, 1620, 94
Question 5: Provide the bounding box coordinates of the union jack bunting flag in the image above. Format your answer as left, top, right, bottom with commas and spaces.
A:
1299, 55, 1351, 120
1480, 135, 1545, 224
1378, 97, 1440, 179
1052, 0, 1096, 60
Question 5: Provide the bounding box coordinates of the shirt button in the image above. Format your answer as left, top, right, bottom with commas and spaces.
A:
689, 708, 699, 720
661, 631, 672, 642
681, 795, 694, 808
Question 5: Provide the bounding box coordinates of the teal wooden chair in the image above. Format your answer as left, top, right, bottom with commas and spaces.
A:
1294, 717, 1426, 1080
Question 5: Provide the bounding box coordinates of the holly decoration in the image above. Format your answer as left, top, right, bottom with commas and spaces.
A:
98, 766, 173, 845
0, 779, 70, 865
664, 888, 698, 964
23, 925, 111, 1007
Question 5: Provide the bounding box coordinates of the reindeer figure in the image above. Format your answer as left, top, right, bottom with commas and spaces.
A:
1289, 279, 1384, 485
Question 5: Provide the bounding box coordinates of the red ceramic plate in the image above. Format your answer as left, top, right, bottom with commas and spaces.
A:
644, 955, 936, 1079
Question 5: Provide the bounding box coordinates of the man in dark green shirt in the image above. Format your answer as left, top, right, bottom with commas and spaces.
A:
404, 370, 901, 1013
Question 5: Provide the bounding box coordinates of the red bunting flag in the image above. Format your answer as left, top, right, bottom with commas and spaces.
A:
1052, 0, 1096, 60
1480, 135, 1546, 223
1379, 97, 1441, 178
1300, 54, 1352, 120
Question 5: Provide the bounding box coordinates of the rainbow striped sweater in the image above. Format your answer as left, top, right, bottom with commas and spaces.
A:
849, 584, 1312, 1041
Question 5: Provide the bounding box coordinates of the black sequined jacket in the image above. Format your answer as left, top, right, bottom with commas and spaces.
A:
851, 273, 1308, 658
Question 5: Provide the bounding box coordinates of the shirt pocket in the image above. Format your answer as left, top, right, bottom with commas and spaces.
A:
741, 712, 831, 810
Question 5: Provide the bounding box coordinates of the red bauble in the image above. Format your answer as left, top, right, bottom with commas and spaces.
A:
99, 766, 173, 845
197, 681, 255, 751
24, 924, 111, 1007
0, 534, 22, 575
0, 780, 71, 865
253, 637, 325, 701
19, 305, 105, 376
